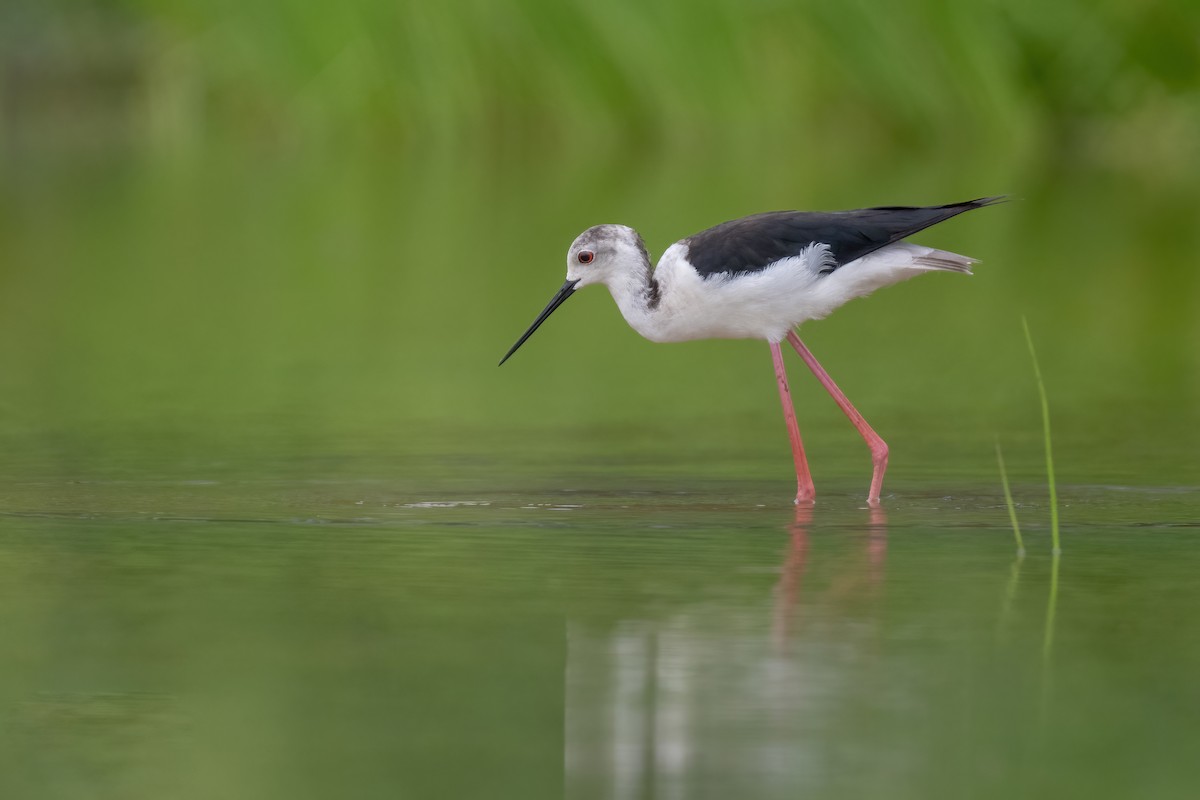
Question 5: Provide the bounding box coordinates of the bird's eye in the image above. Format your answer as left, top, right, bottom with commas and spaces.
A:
577, 250, 595, 265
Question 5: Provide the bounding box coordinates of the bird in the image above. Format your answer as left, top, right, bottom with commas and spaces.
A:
499, 197, 1003, 505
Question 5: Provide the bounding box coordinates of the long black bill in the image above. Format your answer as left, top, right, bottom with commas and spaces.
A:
498, 279, 580, 366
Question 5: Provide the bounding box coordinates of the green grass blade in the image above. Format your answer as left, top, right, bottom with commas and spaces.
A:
995, 440, 1025, 556
1022, 317, 1061, 554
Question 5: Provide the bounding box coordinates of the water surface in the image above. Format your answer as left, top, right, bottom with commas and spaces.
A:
1, 429, 1197, 799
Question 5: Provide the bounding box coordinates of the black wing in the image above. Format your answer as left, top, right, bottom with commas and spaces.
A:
683, 197, 1004, 278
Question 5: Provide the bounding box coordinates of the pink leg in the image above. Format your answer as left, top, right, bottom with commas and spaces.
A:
785, 331, 889, 505
770, 341, 816, 504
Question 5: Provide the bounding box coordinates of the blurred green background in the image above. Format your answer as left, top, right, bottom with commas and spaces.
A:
2, 2, 1200, 798
2, 0, 1198, 484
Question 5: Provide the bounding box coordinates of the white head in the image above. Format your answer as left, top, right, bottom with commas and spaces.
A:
566, 224, 652, 289
499, 224, 651, 365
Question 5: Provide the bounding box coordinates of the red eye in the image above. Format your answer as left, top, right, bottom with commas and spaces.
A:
577, 250, 595, 264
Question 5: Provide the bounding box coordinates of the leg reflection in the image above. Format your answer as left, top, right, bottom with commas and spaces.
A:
773, 504, 890, 651
773, 504, 813, 649
867, 504, 888, 588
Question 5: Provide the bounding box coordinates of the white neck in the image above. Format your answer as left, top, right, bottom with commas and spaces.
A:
604, 262, 662, 341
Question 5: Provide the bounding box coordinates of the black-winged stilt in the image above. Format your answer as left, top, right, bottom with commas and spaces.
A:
500, 197, 1002, 505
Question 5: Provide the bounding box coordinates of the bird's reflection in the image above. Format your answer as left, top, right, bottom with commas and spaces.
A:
566, 504, 890, 798
772, 504, 812, 648
773, 503, 888, 651
867, 503, 887, 582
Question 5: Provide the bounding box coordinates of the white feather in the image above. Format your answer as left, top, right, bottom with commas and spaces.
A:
605, 241, 976, 344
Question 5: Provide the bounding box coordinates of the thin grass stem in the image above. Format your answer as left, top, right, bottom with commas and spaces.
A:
995, 440, 1025, 557
1022, 317, 1060, 554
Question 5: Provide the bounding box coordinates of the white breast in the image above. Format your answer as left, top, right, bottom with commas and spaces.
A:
631, 242, 827, 342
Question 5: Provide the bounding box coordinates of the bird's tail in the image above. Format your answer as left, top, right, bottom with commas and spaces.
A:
910, 248, 976, 275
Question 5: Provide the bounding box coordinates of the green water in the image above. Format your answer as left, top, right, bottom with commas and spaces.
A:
1, 390, 1198, 799
1, 447, 1197, 799
4, 160, 1199, 797
4, 1, 1200, 796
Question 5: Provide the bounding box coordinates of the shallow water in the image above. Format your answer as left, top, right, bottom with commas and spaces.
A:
1, 430, 1197, 799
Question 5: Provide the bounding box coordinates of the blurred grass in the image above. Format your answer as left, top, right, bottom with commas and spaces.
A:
0, 0, 1198, 486
4, 0, 1195, 171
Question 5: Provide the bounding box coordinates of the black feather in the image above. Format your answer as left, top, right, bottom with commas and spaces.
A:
683, 197, 1004, 279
